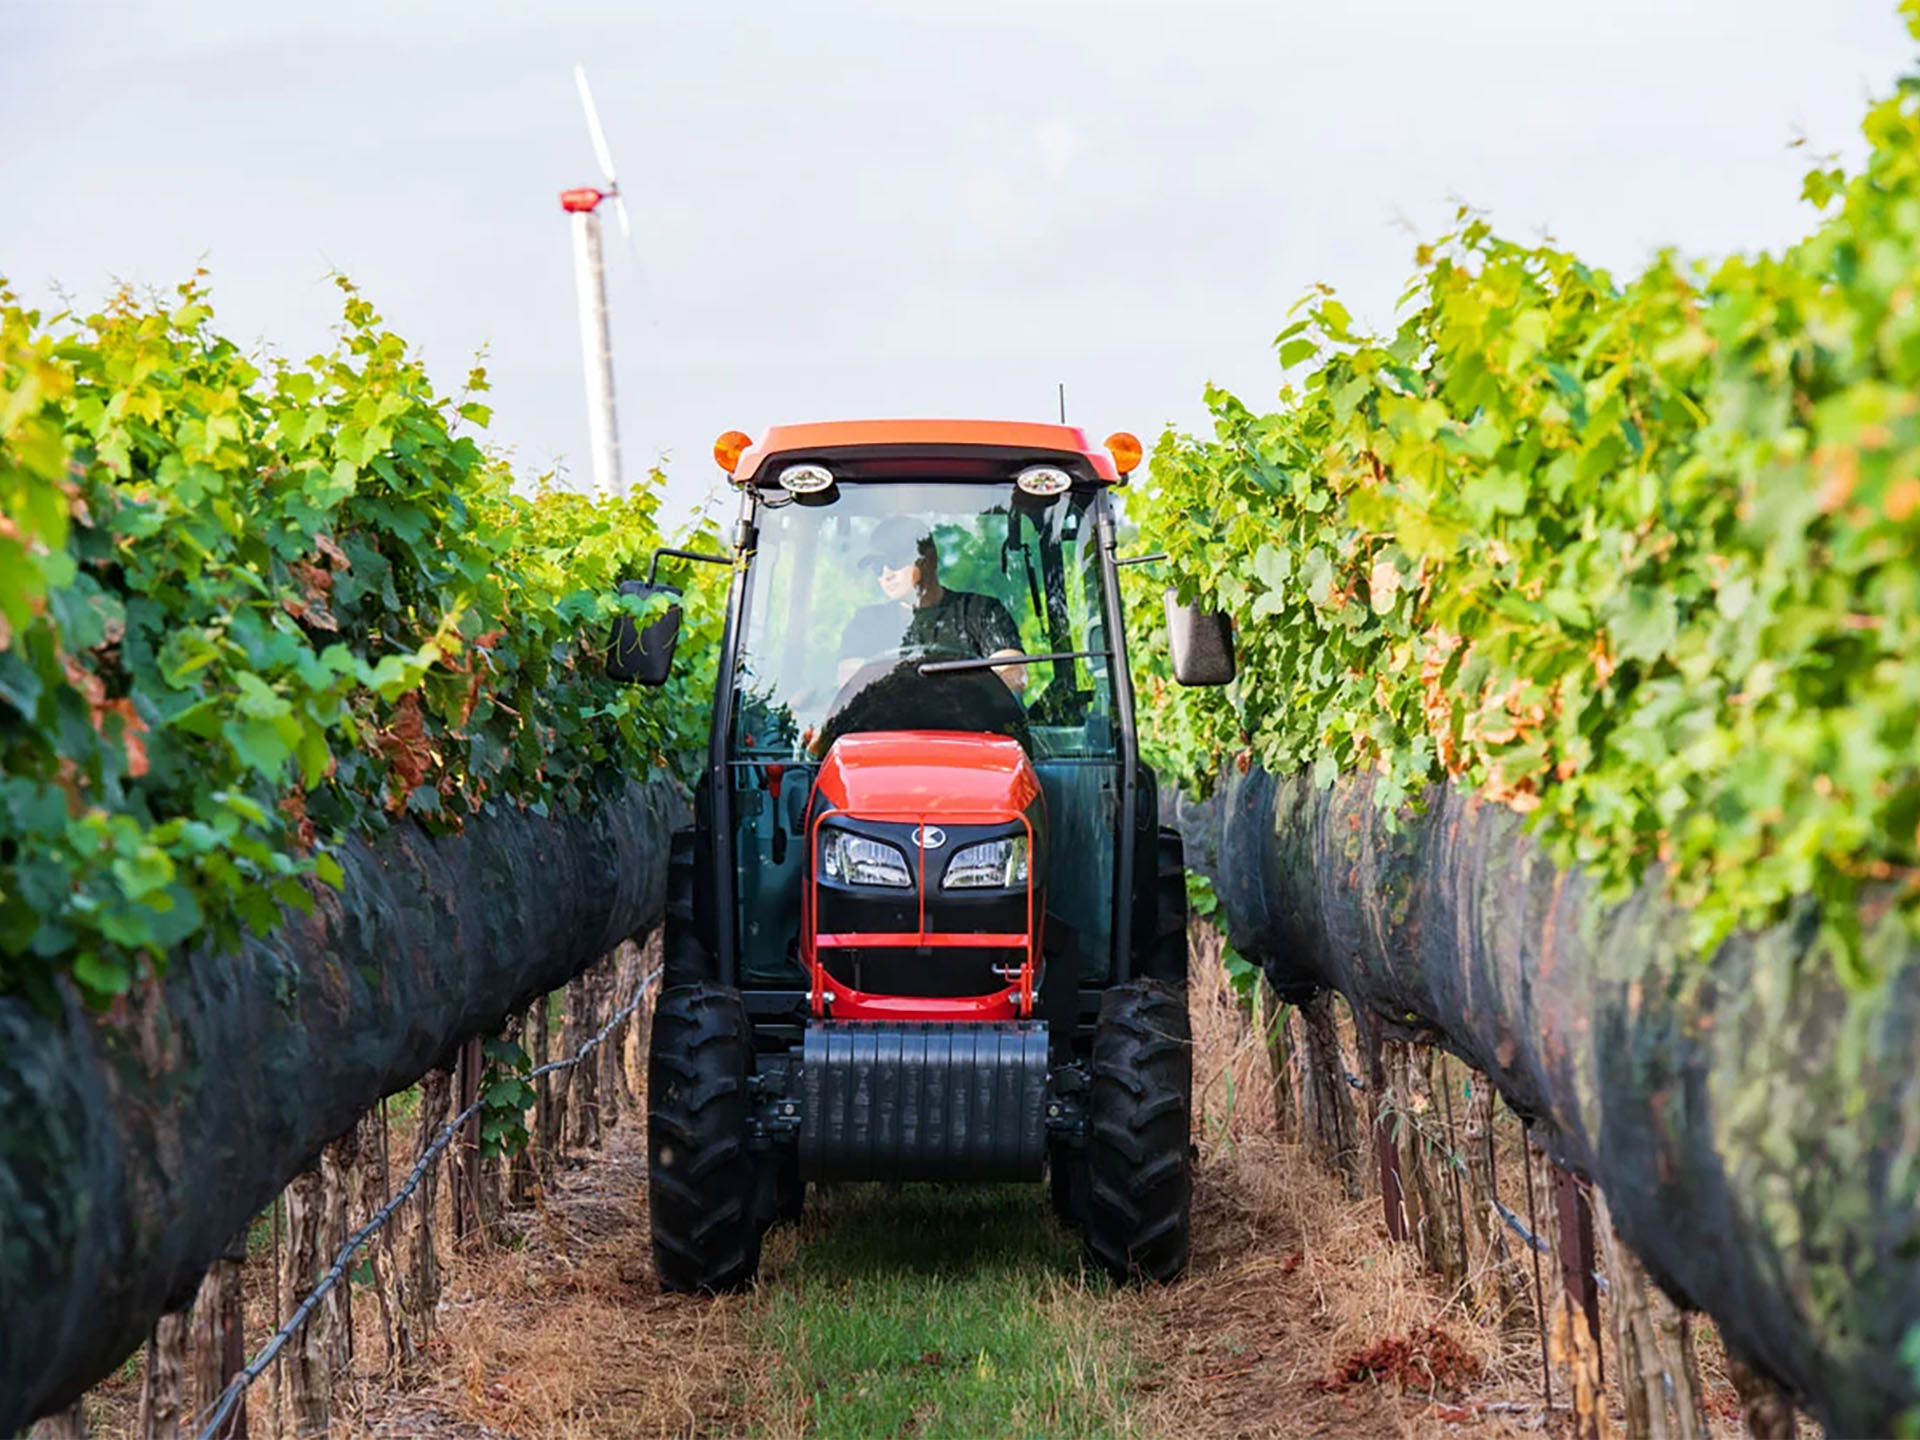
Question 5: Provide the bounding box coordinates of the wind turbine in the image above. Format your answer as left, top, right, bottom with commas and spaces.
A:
560, 64, 629, 500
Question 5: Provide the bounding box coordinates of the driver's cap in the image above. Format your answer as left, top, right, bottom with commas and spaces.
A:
860, 517, 936, 570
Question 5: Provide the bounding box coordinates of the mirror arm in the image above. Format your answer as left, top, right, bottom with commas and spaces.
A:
646, 546, 733, 587
1113, 551, 1169, 568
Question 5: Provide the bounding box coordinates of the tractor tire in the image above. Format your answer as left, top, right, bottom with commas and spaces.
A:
663, 829, 709, 989
1083, 979, 1191, 1283
1048, 1140, 1088, 1229
1143, 829, 1189, 990
648, 983, 761, 1292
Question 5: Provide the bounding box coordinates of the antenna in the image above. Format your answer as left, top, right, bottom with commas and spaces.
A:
1057, 382, 1066, 424
560, 65, 626, 499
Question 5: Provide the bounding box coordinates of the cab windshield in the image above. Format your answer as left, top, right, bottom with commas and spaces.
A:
733, 482, 1117, 760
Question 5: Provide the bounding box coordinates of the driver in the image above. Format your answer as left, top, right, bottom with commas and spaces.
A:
838, 517, 1028, 694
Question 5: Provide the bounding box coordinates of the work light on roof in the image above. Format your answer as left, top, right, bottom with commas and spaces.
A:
1014, 465, 1072, 498
778, 463, 835, 494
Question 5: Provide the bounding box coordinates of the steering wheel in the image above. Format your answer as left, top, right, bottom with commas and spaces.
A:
812, 648, 1031, 756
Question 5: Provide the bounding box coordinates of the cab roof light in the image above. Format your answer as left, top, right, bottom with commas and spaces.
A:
1105, 432, 1142, 477
1014, 464, 1072, 497
778, 462, 835, 494
713, 429, 753, 476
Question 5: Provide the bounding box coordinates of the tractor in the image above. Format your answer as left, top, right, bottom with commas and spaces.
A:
608, 420, 1235, 1291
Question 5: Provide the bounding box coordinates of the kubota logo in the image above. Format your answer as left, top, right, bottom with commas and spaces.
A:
910, 827, 946, 849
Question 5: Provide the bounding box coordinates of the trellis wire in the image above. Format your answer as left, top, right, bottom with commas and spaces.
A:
193, 961, 661, 1440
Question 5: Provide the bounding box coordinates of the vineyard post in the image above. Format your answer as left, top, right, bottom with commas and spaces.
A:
268, 1197, 282, 1434
1254, 975, 1298, 1141
1433, 1052, 1472, 1295
399, 1066, 452, 1360
319, 1130, 358, 1384
280, 1166, 327, 1439
190, 1232, 249, 1439
1595, 1184, 1702, 1440
1521, 1135, 1554, 1410
507, 1008, 539, 1208
1369, 1032, 1408, 1243
1465, 1082, 1523, 1329
358, 1105, 399, 1375
137, 1310, 191, 1439
1553, 1167, 1603, 1389
563, 972, 599, 1149
534, 991, 561, 1174
1397, 1044, 1454, 1281
1298, 991, 1362, 1195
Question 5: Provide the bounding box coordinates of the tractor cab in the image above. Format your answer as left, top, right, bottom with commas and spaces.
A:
610, 421, 1234, 1292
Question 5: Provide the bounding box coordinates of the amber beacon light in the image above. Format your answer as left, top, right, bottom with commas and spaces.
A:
1105, 432, 1143, 476
713, 430, 753, 475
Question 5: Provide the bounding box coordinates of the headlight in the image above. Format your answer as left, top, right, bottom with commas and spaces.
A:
942, 836, 1029, 889
820, 830, 912, 888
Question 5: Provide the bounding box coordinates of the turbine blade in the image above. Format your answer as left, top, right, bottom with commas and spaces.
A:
612, 193, 633, 243
575, 63, 618, 189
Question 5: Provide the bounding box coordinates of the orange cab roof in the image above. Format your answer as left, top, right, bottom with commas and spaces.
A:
732, 419, 1122, 483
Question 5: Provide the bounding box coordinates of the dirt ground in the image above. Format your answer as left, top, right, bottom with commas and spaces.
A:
76, 931, 1779, 1439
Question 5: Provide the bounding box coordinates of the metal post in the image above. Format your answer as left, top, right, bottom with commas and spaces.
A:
1554, 1166, 1604, 1389
568, 206, 622, 499
1521, 1133, 1553, 1409
1370, 1033, 1408, 1243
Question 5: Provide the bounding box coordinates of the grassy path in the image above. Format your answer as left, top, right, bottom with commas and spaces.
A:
742, 1185, 1137, 1438
335, 935, 1611, 1439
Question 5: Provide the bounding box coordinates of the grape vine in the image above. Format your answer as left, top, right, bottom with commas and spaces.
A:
0, 275, 714, 1008
1133, 17, 1920, 975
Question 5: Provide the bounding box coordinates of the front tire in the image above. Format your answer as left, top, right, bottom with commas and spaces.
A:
1083, 979, 1191, 1283
648, 983, 761, 1292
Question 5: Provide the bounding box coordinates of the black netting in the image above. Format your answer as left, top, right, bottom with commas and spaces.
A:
1177, 764, 1920, 1436
0, 778, 679, 1431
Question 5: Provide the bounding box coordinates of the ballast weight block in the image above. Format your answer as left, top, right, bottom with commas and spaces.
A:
798, 1020, 1048, 1182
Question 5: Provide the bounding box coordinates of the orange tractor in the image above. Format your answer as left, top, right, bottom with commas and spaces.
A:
610, 420, 1235, 1289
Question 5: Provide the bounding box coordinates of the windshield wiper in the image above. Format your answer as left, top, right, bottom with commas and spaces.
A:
917, 649, 1109, 677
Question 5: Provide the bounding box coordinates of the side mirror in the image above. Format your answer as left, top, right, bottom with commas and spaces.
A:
1164, 590, 1236, 686
607, 580, 683, 685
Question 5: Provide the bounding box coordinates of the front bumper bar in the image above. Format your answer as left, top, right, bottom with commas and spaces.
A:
797, 1020, 1049, 1182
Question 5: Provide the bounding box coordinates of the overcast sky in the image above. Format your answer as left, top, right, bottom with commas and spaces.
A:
2, 1, 1908, 525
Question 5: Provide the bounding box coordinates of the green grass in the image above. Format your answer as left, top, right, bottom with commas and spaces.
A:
743, 1185, 1143, 1439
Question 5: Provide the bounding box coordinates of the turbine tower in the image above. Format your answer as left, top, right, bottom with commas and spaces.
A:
561, 64, 630, 500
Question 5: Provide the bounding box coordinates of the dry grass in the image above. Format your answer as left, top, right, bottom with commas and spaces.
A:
343, 1119, 753, 1440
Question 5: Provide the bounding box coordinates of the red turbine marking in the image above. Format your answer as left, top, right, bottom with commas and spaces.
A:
560, 187, 604, 213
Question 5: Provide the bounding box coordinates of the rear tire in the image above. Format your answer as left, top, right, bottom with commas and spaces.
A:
663, 829, 709, 989
1143, 829, 1189, 989
1084, 979, 1191, 1283
648, 983, 761, 1292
